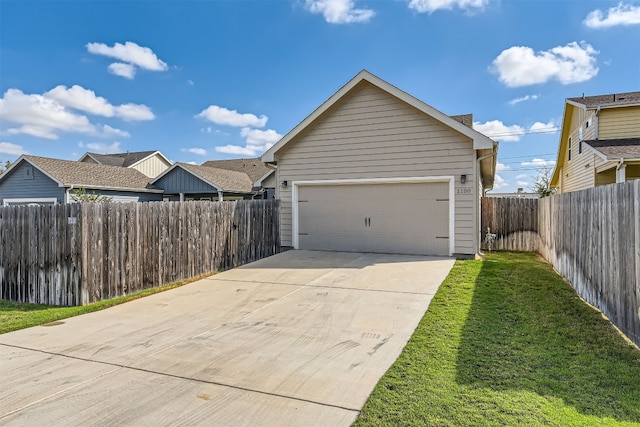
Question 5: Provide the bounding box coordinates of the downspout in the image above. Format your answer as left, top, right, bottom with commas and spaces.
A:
66, 185, 74, 204
476, 149, 497, 256
595, 105, 601, 140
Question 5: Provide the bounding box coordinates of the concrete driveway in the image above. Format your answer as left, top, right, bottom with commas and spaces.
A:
0, 250, 454, 426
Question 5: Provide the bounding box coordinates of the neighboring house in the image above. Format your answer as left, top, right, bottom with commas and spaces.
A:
151, 163, 256, 201
261, 70, 497, 257
202, 158, 276, 198
551, 91, 640, 193
0, 155, 163, 206
79, 150, 172, 178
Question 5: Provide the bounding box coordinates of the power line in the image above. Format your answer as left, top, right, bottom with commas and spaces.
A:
499, 152, 556, 160
480, 126, 560, 138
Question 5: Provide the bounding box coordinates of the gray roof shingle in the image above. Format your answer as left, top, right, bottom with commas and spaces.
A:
176, 163, 254, 193
567, 92, 640, 108
585, 138, 640, 159
449, 114, 473, 128
201, 158, 271, 183
84, 151, 158, 167
24, 155, 159, 191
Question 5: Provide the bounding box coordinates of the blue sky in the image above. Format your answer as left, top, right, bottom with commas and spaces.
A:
1, 0, 639, 192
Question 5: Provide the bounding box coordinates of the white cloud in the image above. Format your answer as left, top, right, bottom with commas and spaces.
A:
496, 162, 509, 172
187, 80, 195, 86
0, 89, 95, 139
215, 127, 283, 156
87, 41, 168, 70
44, 85, 113, 116
493, 173, 507, 189
115, 103, 155, 121
182, 147, 207, 156
517, 180, 529, 186
305, 0, 375, 23
584, 3, 640, 28
0, 86, 152, 140
508, 94, 539, 105
473, 120, 525, 142
240, 127, 282, 145
197, 105, 267, 128
80, 141, 122, 154
215, 145, 260, 156
0, 142, 28, 156
108, 63, 136, 79
521, 158, 556, 167
101, 125, 130, 138
408, 0, 489, 13
529, 120, 559, 133
43, 85, 154, 121
492, 41, 599, 87
516, 174, 528, 179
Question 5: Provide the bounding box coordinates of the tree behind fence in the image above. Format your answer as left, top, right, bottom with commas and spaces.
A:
481, 181, 640, 347
0, 200, 281, 306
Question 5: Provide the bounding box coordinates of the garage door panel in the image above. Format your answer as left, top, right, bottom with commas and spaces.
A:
297, 182, 450, 256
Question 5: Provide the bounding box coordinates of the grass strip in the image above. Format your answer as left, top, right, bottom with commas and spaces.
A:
355, 252, 640, 427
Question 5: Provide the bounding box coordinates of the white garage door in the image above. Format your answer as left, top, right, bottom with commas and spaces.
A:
297, 181, 450, 256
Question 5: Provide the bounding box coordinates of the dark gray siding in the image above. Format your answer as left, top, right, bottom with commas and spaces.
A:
154, 167, 218, 193
0, 162, 65, 203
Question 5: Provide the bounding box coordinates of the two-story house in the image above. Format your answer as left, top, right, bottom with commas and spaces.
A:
551, 92, 640, 193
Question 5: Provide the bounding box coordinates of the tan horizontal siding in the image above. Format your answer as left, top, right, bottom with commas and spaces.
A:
599, 107, 640, 139
277, 81, 477, 255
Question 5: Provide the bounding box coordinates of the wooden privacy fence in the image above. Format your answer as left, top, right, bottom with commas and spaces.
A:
481, 180, 640, 347
481, 197, 539, 252
0, 200, 280, 306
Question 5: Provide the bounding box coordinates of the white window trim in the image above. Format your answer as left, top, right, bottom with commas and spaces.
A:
291, 176, 456, 256
3, 198, 58, 207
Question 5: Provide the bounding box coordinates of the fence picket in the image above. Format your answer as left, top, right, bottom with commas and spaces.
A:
483, 181, 639, 347
1, 200, 280, 307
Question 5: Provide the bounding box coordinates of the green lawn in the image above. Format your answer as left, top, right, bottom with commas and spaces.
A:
0, 277, 201, 335
355, 252, 640, 427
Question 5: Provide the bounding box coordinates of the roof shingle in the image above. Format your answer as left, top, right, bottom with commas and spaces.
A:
201, 158, 271, 183
23, 155, 158, 191
176, 163, 254, 193
84, 151, 158, 167
567, 92, 640, 108
585, 138, 640, 159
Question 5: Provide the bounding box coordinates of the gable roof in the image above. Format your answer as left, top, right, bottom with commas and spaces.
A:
552, 91, 640, 187
261, 70, 495, 164
201, 158, 271, 183
79, 150, 172, 168
2, 155, 161, 192
151, 163, 254, 193
585, 138, 640, 160
567, 91, 640, 109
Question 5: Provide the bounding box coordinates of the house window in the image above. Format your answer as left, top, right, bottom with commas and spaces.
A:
568, 138, 572, 161
24, 166, 34, 180
579, 127, 583, 140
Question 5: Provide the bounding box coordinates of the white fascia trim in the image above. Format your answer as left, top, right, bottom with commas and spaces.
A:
262, 71, 493, 163
3, 198, 58, 207
583, 143, 609, 161
253, 168, 275, 187
291, 176, 456, 256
